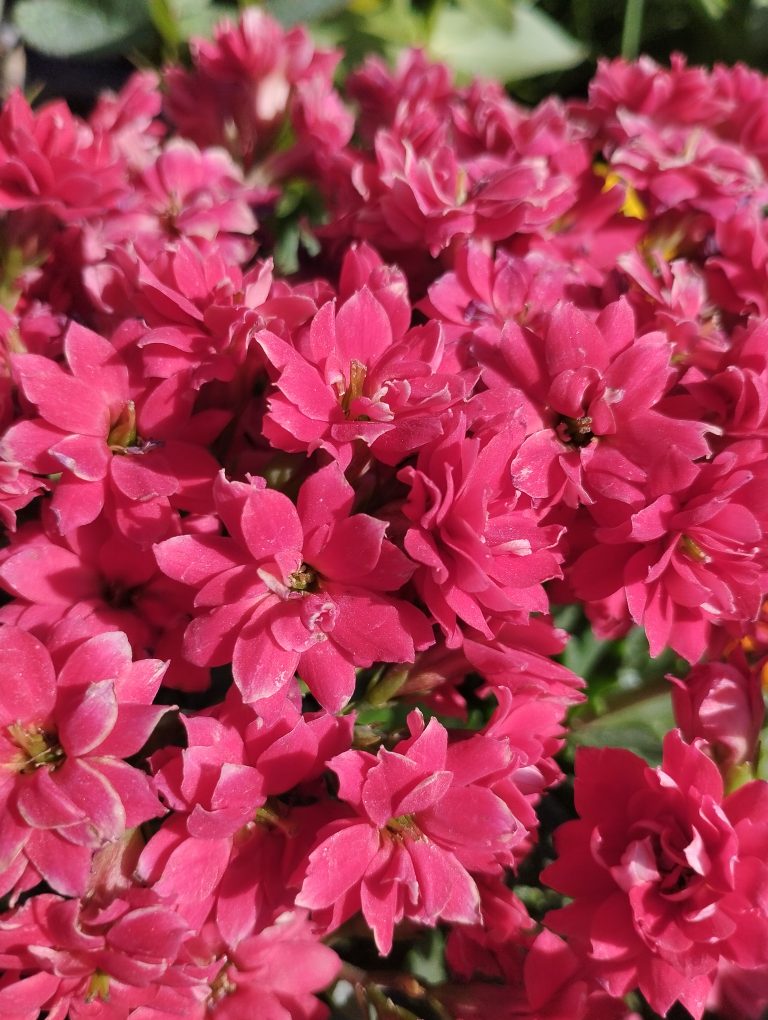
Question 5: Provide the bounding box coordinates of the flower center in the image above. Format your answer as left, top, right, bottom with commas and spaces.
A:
288, 563, 319, 592
339, 359, 367, 418
6, 722, 64, 773
384, 814, 422, 843
86, 970, 111, 1003
556, 414, 595, 448
680, 534, 711, 564
108, 401, 138, 451
107, 402, 162, 456
208, 962, 236, 1006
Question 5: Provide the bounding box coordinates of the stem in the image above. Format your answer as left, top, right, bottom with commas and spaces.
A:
621, 0, 645, 60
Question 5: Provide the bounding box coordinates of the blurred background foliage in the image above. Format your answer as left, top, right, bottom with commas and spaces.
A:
3, 0, 768, 107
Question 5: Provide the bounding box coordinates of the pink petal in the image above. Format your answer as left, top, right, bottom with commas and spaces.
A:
296, 461, 354, 541
0, 545, 100, 605
0, 626, 56, 725
91, 759, 164, 827
298, 823, 380, 909
408, 839, 479, 923
64, 322, 129, 407
57, 680, 119, 756
311, 515, 387, 582
152, 834, 231, 901
50, 474, 106, 531
239, 488, 303, 563
51, 758, 126, 842
12, 354, 110, 435
154, 534, 243, 586
15, 768, 86, 829
0, 418, 62, 473
109, 450, 179, 499
233, 618, 298, 703
297, 639, 356, 714
24, 829, 92, 896
57, 631, 132, 688
335, 287, 393, 365
49, 433, 110, 481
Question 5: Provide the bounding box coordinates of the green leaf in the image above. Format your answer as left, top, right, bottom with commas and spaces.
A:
569, 692, 675, 765
690, 0, 730, 17
14, 0, 154, 59
149, 0, 235, 46
265, 0, 348, 27
427, 1, 585, 82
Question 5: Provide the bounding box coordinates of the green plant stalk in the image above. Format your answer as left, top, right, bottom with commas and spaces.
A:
621, 0, 645, 59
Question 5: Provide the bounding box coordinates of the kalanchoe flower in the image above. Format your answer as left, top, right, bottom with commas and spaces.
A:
542, 730, 768, 1019
1, 321, 223, 540
164, 8, 343, 171
257, 280, 475, 468
399, 411, 563, 646
0, 515, 209, 691
570, 449, 768, 661
0, 889, 212, 1019
155, 461, 433, 712
297, 710, 522, 954
669, 650, 765, 769
0, 626, 169, 897
475, 298, 711, 509
0, 91, 127, 222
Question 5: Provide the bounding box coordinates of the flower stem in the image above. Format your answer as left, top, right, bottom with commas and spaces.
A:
621, 0, 645, 60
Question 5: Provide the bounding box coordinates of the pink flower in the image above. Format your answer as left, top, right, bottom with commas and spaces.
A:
0, 889, 209, 1020
98, 139, 260, 265
570, 449, 768, 661
194, 910, 340, 1020
542, 730, 768, 1019
258, 280, 473, 467
2, 322, 222, 539
155, 462, 432, 712
297, 711, 522, 954
164, 9, 341, 169
443, 923, 635, 1020
669, 651, 765, 768
0, 91, 126, 222
0, 626, 168, 897
476, 298, 711, 509
399, 412, 563, 646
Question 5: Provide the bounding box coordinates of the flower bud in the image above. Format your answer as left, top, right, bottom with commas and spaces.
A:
670, 656, 764, 768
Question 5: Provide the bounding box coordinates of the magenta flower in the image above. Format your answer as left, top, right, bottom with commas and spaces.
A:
669, 651, 765, 768
0, 91, 126, 222
2, 322, 222, 539
165, 8, 341, 169
477, 298, 711, 508
155, 462, 432, 712
542, 730, 768, 1019
570, 450, 768, 661
0, 626, 168, 897
399, 412, 563, 646
258, 283, 473, 467
298, 711, 521, 954
0, 889, 209, 1020
194, 910, 340, 1020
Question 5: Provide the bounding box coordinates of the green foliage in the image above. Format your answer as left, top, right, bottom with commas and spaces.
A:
263, 0, 349, 27
148, 0, 236, 55
13, 0, 155, 59
428, 1, 586, 80
554, 608, 685, 765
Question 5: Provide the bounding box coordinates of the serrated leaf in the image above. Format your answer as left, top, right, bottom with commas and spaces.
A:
14, 0, 153, 59
427, 2, 585, 82
265, 0, 348, 27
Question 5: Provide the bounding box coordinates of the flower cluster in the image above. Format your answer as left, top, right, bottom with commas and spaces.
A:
0, 12, 766, 1018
